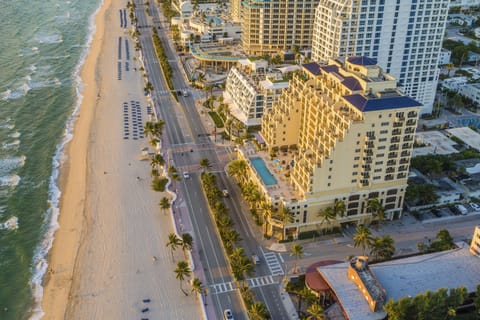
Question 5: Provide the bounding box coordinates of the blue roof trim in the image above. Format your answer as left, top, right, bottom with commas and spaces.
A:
302, 62, 321, 75
342, 76, 361, 91
347, 56, 377, 66
344, 94, 422, 112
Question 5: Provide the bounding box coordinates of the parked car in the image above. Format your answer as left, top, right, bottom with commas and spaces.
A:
455, 204, 468, 215
252, 255, 260, 265
471, 203, 480, 211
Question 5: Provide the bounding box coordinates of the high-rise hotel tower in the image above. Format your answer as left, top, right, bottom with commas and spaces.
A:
257, 57, 420, 238
311, 0, 449, 115
241, 0, 318, 55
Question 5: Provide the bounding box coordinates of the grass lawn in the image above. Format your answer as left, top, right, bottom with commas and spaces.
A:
208, 111, 224, 128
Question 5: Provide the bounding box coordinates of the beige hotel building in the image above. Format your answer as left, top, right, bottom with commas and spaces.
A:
244, 57, 420, 239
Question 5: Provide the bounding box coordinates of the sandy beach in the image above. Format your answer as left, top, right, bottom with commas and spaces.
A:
41, 0, 202, 319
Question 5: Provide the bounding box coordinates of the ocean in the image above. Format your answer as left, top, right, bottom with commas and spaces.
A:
0, 0, 100, 318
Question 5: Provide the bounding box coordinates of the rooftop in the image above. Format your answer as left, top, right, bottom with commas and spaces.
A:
347, 56, 378, 66
447, 127, 480, 151
318, 244, 480, 320
344, 94, 422, 112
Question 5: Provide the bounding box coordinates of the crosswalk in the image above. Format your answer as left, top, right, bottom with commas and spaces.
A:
209, 275, 277, 295
209, 281, 237, 294
154, 88, 190, 97
247, 275, 276, 288
263, 251, 284, 276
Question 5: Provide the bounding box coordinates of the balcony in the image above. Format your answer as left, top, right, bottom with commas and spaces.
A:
401, 151, 411, 157
387, 160, 396, 166
406, 119, 416, 126
385, 174, 394, 181
403, 135, 413, 142
389, 145, 399, 151
386, 167, 395, 174
400, 158, 409, 164
397, 173, 407, 179
393, 122, 403, 128
391, 137, 400, 143
392, 129, 402, 136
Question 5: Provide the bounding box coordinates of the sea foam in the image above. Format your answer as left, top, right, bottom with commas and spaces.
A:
28, 0, 104, 318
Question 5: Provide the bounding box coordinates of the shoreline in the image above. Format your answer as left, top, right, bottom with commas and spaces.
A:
40, 0, 110, 317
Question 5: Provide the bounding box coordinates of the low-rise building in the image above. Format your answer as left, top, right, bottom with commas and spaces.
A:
439, 48, 452, 66
448, 14, 476, 27
317, 243, 480, 320
441, 76, 468, 92
459, 82, 480, 104
450, 0, 480, 8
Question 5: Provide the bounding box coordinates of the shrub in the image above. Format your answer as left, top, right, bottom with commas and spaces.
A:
151, 177, 168, 191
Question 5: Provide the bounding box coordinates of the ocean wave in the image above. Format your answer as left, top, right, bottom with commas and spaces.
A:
35, 31, 63, 44
0, 156, 26, 172
8, 131, 21, 139
0, 175, 20, 188
28, 0, 105, 318
1, 83, 31, 100
2, 140, 21, 150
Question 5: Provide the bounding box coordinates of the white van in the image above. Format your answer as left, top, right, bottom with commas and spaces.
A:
456, 204, 468, 215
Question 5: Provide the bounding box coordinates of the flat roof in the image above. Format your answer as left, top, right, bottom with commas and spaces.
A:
372, 243, 480, 300
318, 244, 480, 320
447, 127, 480, 151
413, 131, 459, 156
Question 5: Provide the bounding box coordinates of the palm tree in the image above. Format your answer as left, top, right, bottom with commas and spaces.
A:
222, 229, 242, 253
307, 302, 326, 320
143, 121, 155, 138
367, 198, 385, 228
248, 301, 269, 320
318, 206, 336, 233
370, 236, 395, 261
190, 277, 204, 300
166, 233, 182, 262
174, 260, 191, 296
227, 160, 248, 185
296, 286, 316, 314
333, 199, 346, 217
290, 243, 304, 274
260, 201, 272, 236
149, 137, 160, 148
199, 158, 211, 172
153, 119, 165, 137
181, 233, 193, 258
150, 153, 165, 169
159, 197, 170, 214
353, 225, 373, 256
277, 205, 294, 240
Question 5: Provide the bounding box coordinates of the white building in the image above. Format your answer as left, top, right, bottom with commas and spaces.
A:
311, 0, 450, 115
448, 14, 476, 27
441, 76, 468, 92
439, 49, 451, 66
223, 59, 298, 127
459, 83, 480, 104
450, 0, 480, 8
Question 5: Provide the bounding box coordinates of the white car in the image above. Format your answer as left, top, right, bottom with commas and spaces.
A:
471, 203, 480, 211
223, 309, 234, 320
183, 172, 190, 179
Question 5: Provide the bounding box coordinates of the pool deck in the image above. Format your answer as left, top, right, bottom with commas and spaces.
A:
239, 142, 303, 203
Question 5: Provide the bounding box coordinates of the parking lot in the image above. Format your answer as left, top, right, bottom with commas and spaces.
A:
416, 202, 480, 221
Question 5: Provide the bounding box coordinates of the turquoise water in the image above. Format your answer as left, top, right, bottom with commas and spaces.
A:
0, 0, 99, 318
250, 157, 277, 185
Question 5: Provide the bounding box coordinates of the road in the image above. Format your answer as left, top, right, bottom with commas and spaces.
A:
133, 2, 291, 319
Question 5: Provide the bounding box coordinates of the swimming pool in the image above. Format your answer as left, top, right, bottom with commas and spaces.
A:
250, 157, 278, 186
